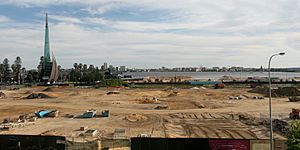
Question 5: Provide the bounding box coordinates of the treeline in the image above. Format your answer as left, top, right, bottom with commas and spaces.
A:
69, 63, 104, 83
67, 62, 126, 86
0, 57, 123, 86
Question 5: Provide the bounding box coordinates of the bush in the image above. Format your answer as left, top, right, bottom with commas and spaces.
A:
103, 79, 124, 87
287, 120, 300, 150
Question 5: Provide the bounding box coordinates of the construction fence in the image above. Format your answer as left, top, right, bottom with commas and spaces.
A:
131, 138, 287, 150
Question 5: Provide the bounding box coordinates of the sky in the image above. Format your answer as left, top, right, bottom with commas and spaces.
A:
0, 0, 299, 69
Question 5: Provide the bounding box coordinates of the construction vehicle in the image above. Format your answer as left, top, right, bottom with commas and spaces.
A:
289, 108, 300, 119
214, 83, 225, 89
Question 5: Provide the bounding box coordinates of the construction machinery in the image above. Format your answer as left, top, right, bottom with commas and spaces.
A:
214, 83, 225, 89
289, 108, 300, 119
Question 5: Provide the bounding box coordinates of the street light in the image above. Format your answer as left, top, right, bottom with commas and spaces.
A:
268, 52, 285, 150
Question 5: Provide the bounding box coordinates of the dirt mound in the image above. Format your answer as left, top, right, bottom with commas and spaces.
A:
0, 91, 6, 98
190, 87, 200, 90
248, 86, 269, 95
154, 105, 169, 110
289, 96, 300, 102
138, 97, 159, 104
274, 87, 300, 97
237, 113, 268, 126
23, 90, 32, 94
168, 91, 179, 97
107, 91, 120, 95
249, 86, 300, 97
25, 93, 53, 99
69, 91, 80, 96
43, 87, 55, 92
124, 114, 147, 122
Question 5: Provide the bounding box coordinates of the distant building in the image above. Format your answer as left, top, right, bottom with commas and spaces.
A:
212, 67, 220, 72
109, 65, 115, 72
103, 62, 108, 70
119, 66, 126, 72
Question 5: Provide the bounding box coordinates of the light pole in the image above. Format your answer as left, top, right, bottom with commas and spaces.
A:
268, 52, 285, 150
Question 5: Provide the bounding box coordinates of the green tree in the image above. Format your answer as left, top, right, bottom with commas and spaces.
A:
3, 58, 11, 83
0, 64, 3, 83
37, 56, 44, 81
287, 120, 300, 150
25, 70, 39, 83
78, 63, 83, 71
83, 64, 87, 71
73, 63, 78, 70
11, 56, 22, 84
72, 63, 79, 82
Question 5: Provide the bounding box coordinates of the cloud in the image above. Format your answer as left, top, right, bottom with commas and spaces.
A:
0, 15, 12, 23
0, 0, 299, 68
0, 20, 297, 69
49, 15, 83, 24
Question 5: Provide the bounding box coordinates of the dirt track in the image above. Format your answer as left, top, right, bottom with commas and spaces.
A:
0, 86, 298, 140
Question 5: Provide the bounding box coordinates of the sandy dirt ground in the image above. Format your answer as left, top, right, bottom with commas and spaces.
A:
0, 86, 299, 141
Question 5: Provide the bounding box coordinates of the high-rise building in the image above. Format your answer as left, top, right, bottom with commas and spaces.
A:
103, 62, 108, 70
109, 65, 114, 70
119, 66, 126, 72
41, 13, 59, 83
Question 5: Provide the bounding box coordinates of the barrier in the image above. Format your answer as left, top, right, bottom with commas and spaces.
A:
0, 134, 66, 150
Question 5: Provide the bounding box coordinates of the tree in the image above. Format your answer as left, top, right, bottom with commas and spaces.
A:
78, 63, 83, 71
88, 64, 95, 70
287, 120, 300, 150
57, 65, 62, 81
11, 56, 22, 84
3, 58, 11, 83
0, 64, 3, 83
37, 56, 44, 81
83, 64, 88, 71
25, 70, 39, 83
73, 63, 78, 70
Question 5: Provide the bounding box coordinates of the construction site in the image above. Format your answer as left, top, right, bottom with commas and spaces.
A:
0, 84, 300, 149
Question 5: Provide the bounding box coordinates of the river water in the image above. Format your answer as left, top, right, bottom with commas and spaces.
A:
123, 72, 300, 80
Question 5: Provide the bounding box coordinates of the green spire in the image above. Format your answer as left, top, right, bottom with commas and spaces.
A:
44, 13, 51, 63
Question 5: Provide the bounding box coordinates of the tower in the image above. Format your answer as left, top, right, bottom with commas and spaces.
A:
41, 13, 59, 83
44, 13, 51, 63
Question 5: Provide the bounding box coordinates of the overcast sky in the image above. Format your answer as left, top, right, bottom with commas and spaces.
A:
0, 0, 299, 69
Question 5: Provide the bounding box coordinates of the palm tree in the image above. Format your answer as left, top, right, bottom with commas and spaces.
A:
78, 63, 83, 71
83, 64, 88, 71
73, 63, 78, 70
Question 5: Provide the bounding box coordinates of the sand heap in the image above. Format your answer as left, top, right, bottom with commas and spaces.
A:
248, 86, 269, 95
0, 91, 6, 98
25, 93, 52, 99
273, 87, 300, 97
249, 86, 300, 97
154, 105, 169, 110
43, 87, 55, 92
139, 97, 159, 104
124, 114, 147, 122
168, 91, 179, 97
107, 91, 120, 95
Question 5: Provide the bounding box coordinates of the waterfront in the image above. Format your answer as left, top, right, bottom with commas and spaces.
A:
123, 72, 300, 80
